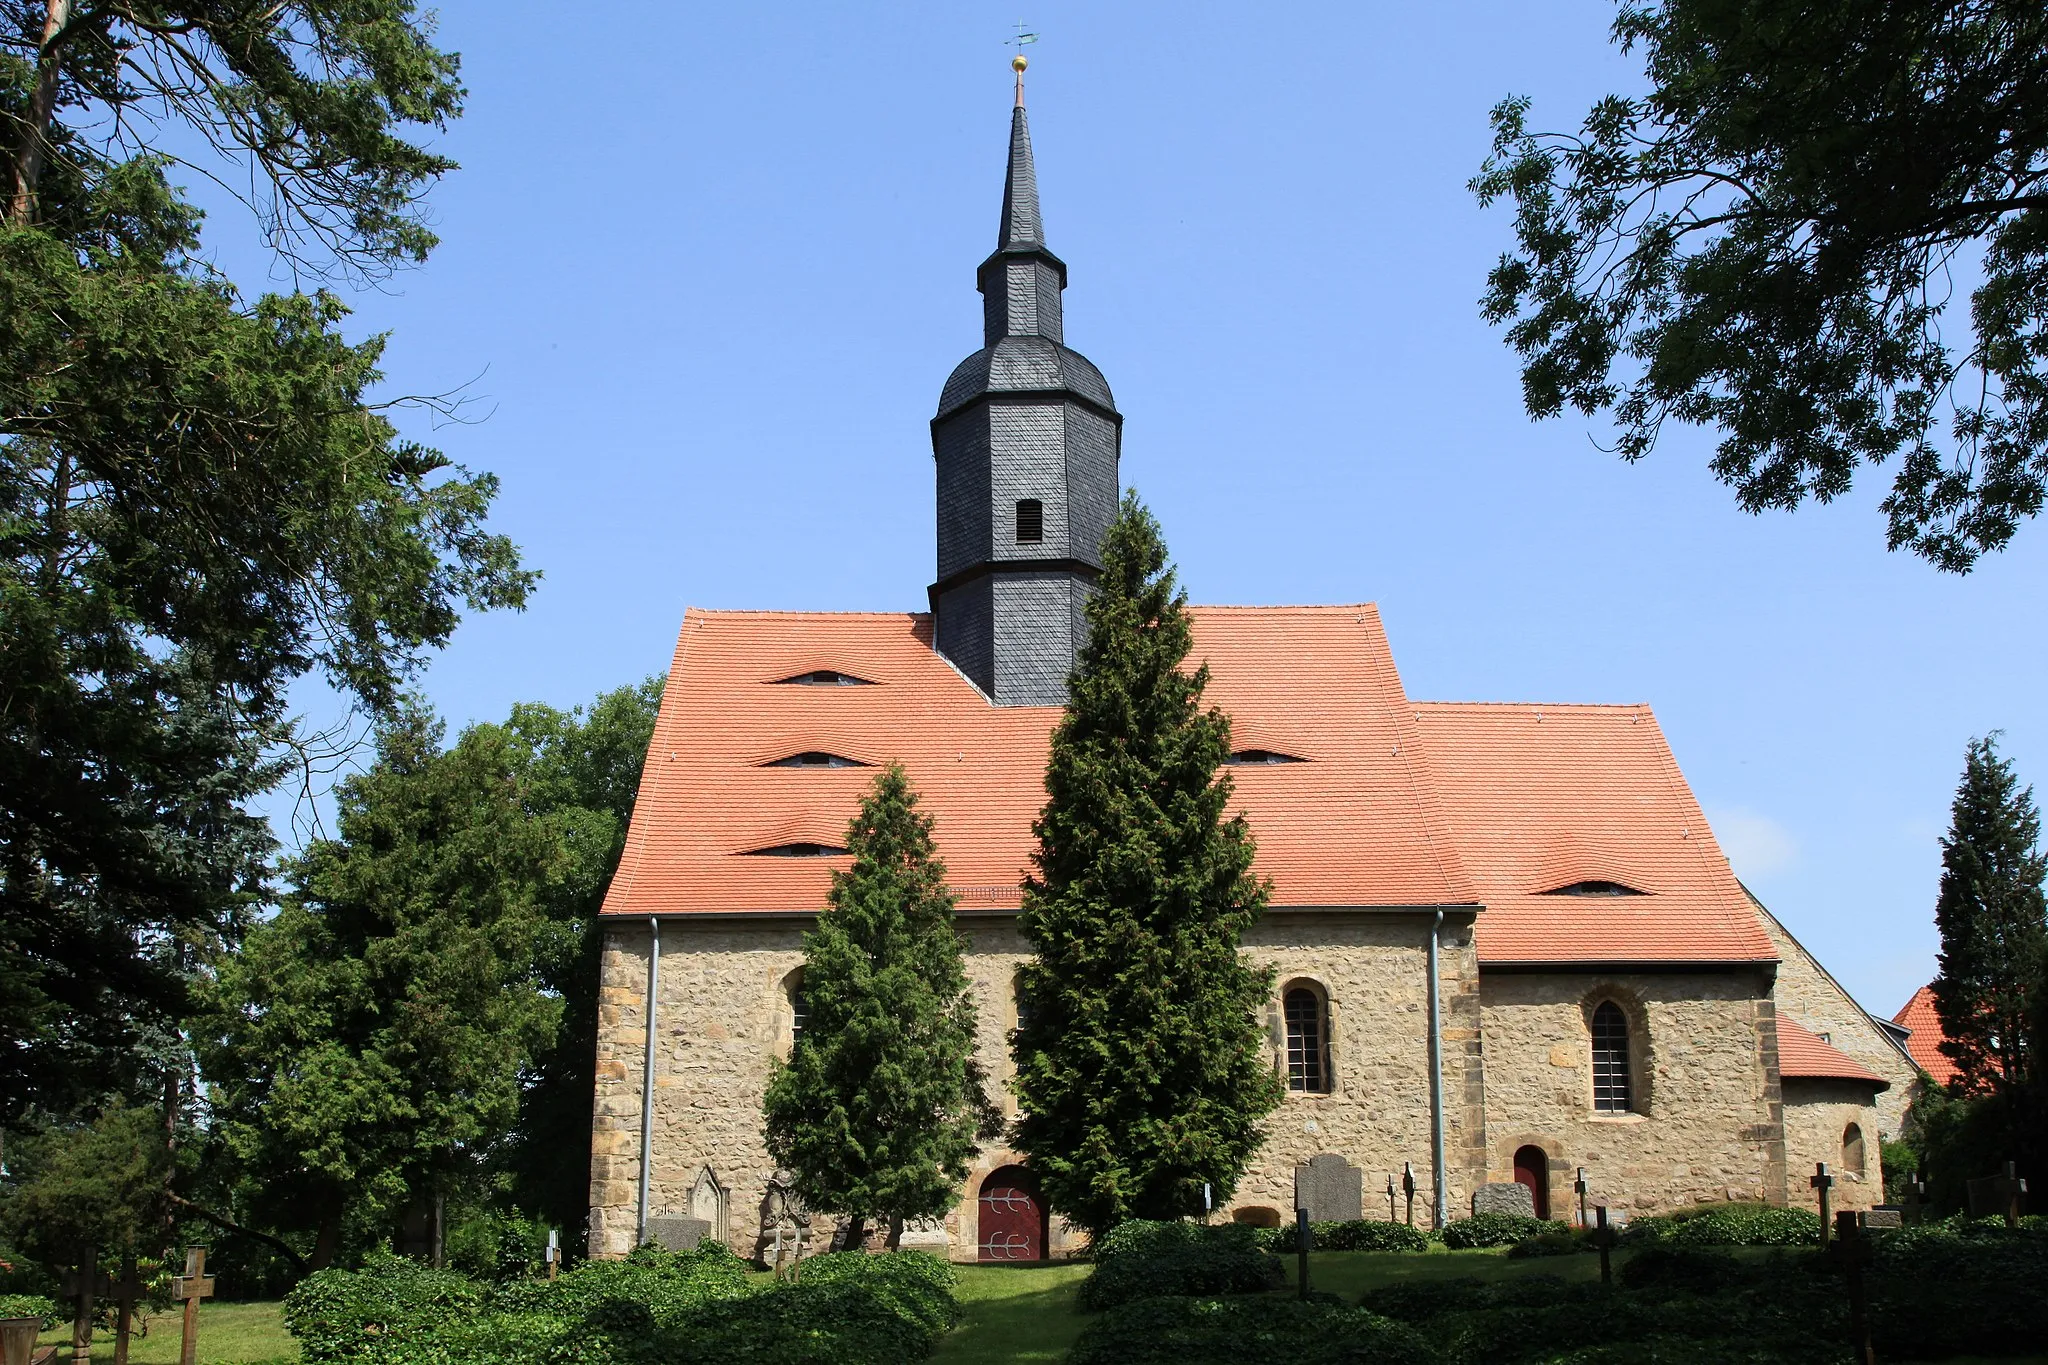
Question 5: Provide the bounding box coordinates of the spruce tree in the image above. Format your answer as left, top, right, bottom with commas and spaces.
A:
761, 765, 995, 1249
1012, 492, 1281, 1237
1931, 735, 2047, 1108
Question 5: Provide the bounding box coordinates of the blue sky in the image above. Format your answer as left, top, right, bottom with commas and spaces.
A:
224, 1, 2042, 1020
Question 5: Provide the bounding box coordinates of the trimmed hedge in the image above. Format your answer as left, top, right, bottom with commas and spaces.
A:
1440, 1212, 1562, 1249
1259, 1219, 1432, 1254
0, 1295, 58, 1330
1504, 1228, 1590, 1259
284, 1243, 957, 1364
1621, 1202, 1821, 1248
1079, 1221, 1283, 1311
1067, 1295, 1440, 1365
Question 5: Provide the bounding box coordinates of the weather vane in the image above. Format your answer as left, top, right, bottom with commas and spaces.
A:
1007, 21, 1037, 104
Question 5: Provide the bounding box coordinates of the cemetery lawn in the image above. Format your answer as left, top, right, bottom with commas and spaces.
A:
36, 1301, 298, 1363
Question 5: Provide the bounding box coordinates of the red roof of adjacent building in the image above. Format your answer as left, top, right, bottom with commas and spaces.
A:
1891, 985, 1961, 1087
601, 605, 1778, 967
1775, 1016, 1889, 1088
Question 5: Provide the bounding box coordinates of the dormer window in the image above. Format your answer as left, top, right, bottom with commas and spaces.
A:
1015, 499, 1043, 544
743, 843, 850, 858
773, 670, 874, 686
1225, 749, 1306, 765
763, 752, 869, 768
1542, 880, 1645, 897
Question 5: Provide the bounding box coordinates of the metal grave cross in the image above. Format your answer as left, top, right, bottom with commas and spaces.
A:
172, 1245, 216, 1365
1402, 1162, 1417, 1226
1385, 1173, 1397, 1222
1574, 1167, 1589, 1229
1810, 1162, 1834, 1245
1591, 1206, 1616, 1284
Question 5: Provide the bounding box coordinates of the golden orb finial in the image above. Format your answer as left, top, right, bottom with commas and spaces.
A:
1012, 53, 1028, 72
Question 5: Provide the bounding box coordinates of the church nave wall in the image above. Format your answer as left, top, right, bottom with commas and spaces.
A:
1476, 969, 1788, 1219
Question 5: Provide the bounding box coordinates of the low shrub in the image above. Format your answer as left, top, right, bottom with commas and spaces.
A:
1360, 1273, 1570, 1324
677, 1253, 959, 1365
1869, 1220, 2048, 1360
1067, 1295, 1440, 1365
0, 1294, 58, 1330
1078, 1237, 1283, 1311
1504, 1229, 1588, 1259
1615, 1245, 1741, 1291
1441, 1213, 1560, 1249
1091, 1219, 1264, 1261
285, 1252, 488, 1362
1262, 1219, 1432, 1254
1621, 1202, 1820, 1248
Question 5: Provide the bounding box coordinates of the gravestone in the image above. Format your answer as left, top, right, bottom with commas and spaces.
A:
1862, 1207, 1903, 1231
896, 1217, 950, 1251
644, 1217, 710, 1251
1292, 1153, 1362, 1223
1472, 1182, 1537, 1218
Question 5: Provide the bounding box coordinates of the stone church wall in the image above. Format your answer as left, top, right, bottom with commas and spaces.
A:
1476, 969, 1788, 1218
1751, 899, 1917, 1138
1781, 1078, 1884, 1214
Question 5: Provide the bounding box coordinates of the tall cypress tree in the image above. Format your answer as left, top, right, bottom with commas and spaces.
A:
1931, 735, 2047, 1108
761, 765, 995, 1249
1012, 492, 1281, 1237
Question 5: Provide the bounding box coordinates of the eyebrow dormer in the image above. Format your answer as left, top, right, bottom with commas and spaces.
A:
1225, 749, 1307, 765
761, 752, 870, 769
1541, 880, 1646, 897
772, 670, 875, 686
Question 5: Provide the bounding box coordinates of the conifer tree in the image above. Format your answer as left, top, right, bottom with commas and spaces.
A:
1931, 735, 2047, 1107
1012, 492, 1281, 1237
761, 765, 995, 1249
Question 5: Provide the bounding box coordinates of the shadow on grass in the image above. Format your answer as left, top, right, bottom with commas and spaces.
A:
934, 1261, 1094, 1365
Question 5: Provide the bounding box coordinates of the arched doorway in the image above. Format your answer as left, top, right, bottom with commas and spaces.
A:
1512, 1146, 1550, 1219
977, 1166, 1047, 1262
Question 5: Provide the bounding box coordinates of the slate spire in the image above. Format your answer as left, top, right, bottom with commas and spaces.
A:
929, 77, 1123, 707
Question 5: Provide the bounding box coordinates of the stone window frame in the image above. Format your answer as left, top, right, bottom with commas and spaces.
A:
1580, 986, 1652, 1118
771, 966, 807, 1061
1277, 976, 1336, 1096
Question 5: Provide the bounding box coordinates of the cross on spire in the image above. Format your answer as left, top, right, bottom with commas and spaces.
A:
1007, 21, 1037, 106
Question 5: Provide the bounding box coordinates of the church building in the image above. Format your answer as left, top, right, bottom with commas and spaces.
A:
586, 78, 1919, 1262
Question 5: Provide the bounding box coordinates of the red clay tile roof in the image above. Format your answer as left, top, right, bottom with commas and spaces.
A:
603, 606, 1475, 917
601, 606, 1777, 968
1891, 985, 1961, 1087
1776, 1016, 1889, 1088
1411, 703, 1778, 964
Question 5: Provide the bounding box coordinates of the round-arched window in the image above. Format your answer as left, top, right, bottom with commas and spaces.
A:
1283, 985, 1331, 1093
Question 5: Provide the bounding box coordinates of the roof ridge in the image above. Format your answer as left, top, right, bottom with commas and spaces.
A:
1364, 613, 1474, 904
1188, 602, 1380, 613
682, 608, 929, 620
1414, 700, 1655, 713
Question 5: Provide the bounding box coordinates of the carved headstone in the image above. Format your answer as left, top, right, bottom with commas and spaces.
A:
1292, 1153, 1363, 1223
895, 1217, 949, 1251
644, 1217, 710, 1251
1471, 1182, 1537, 1218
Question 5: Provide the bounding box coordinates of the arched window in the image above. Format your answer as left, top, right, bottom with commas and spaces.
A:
780, 968, 809, 1053
1842, 1123, 1866, 1176
1283, 985, 1330, 1093
1590, 1000, 1632, 1113
1012, 970, 1035, 1035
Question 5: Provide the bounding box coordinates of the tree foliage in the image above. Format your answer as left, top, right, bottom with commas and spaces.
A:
196, 708, 568, 1267
761, 765, 997, 1249
0, 1103, 172, 1267
1931, 735, 2046, 1106
0, 0, 529, 1124
1473, 1, 2048, 571
1011, 492, 1280, 1237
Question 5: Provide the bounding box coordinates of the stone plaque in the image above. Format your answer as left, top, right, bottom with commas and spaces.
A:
1862, 1208, 1903, 1231
1471, 1182, 1536, 1218
1292, 1153, 1363, 1222
644, 1217, 710, 1251
896, 1218, 950, 1251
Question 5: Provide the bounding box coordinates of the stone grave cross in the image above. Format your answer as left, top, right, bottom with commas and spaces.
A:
1992, 1161, 2029, 1228
1810, 1162, 1834, 1245
1590, 1206, 1616, 1284
1829, 1211, 1876, 1365
172, 1245, 216, 1365
108, 1252, 148, 1365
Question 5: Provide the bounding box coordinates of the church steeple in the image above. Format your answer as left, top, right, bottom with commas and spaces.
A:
929, 73, 1122, 707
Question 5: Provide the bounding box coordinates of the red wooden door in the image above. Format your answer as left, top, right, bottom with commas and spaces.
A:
977, 1167, 1045, 1262
1513, 1146, 1550, 1220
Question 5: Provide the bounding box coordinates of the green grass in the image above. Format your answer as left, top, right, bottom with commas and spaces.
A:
36, 1301, 298, 1363
931, 1262, 1095, 1364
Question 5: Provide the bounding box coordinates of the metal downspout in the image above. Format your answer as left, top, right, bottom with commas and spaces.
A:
637, 915, 661, 1246
1428, 909, 1447, 1228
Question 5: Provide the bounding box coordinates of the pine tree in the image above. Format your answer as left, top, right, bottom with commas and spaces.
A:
1012, 492, 1281, 1237
1931, 735, 2047, 1105
761, 765, 996, 1249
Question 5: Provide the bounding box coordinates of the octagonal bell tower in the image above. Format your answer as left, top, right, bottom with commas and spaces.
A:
929, 74, 1122, 706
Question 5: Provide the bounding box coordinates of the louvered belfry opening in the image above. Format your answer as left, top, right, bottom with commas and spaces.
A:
1591, 1001, 1632, 1112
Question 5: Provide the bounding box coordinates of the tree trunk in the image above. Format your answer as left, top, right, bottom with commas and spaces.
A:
839, 1214, 866, 1253
310, 1216, 340, 1271
7, 0, 71, 225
